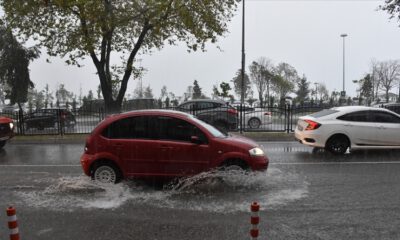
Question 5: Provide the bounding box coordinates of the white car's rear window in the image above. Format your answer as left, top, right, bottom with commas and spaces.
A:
309, 109, 339, 118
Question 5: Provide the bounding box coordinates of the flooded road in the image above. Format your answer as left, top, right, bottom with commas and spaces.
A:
1, 142, 400, 239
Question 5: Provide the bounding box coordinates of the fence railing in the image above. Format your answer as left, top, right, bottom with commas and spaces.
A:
2, 104, 362, 136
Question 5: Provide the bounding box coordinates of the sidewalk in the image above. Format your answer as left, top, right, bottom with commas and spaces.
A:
9, 132, 295, 144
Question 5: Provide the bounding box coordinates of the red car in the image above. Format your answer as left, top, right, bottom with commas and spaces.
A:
81, 110, 268, 184
0, 116, 15, 149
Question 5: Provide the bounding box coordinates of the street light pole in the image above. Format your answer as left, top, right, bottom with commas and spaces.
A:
241, 0, 245, 105
340, 33, 348, 97
240, 0, 245, 134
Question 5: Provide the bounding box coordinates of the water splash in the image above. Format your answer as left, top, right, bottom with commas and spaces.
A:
16, 167, 308, 213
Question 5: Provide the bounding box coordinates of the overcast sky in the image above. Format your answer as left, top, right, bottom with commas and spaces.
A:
27, 0, 400, 100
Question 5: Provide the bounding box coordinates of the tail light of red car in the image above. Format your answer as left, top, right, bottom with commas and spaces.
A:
84, 136, 93, 154
304, 120, 321, 130
228, 108, 238, 115
264, 112, 271, 116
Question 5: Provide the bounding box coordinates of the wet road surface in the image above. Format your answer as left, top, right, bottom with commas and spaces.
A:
1, 142, 400, 239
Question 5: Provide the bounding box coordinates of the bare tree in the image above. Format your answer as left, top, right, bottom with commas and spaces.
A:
317, 83, 329, 101
249, 57, 274, 107
376, 60, 400, 103
370, 59, 381, 102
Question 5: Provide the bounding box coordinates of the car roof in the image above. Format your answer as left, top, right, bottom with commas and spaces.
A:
179, 99, 227, 104
116, 109, 193, 119
326, 106, 399, 117
332, 106, 382, 113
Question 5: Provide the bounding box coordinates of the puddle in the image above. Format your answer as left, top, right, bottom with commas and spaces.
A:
17, 167, 308, 213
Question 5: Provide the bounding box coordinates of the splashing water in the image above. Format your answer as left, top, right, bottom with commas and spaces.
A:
16, 167, 308, 213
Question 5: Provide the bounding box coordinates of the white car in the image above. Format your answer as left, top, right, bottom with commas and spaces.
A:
295, 106, 400, 154
233, 105, 272, 129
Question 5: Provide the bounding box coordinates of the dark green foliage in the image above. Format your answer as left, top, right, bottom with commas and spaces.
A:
2, 0, 239, 112
0, 21, 39, 109
192, 80, 202, 99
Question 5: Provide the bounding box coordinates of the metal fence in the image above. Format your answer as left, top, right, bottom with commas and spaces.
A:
2, 105, 335, 136
7, 104, 399, 136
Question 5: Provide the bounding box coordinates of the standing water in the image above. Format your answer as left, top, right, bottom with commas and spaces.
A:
16, 167, 308, 213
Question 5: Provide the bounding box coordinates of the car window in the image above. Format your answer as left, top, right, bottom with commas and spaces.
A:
337, 111, 371, 122
370, 111, 400, 123
309, 109, 338, 118
156, 116, 207, 143
197, 102, 215, 110
179, 102, 195, 110
213, 102, 223, 108
102, 116, 154, 139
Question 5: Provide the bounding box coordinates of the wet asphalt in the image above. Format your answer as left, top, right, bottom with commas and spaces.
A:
1, 142, 400, 240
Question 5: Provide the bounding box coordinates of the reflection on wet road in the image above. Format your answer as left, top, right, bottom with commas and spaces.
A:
1, 142, 400, 239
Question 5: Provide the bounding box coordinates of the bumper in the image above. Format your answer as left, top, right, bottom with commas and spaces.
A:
294, 129, 325, 148
250, 156, 269, 171
0, 132, 14, 141
80, 153, 92, 176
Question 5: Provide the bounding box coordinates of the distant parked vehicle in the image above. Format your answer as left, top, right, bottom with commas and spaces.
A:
24, 108, 76, 130
295, 106, 400, 154
176, 99, 238, 132
232, 104, 272, 129
382, 103, 400, 115
0, 116, 14, 149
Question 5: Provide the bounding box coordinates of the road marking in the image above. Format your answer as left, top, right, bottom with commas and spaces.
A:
0, 165, 81, 167
271, 161, 400, 165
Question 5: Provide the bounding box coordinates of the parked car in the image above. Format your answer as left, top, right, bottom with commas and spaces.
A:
0, 116, 15, 149
232, 104, 272, 129
295, 106, 400, 154
81, 110, 269, 184
176, 99, 238, 132
381, 103, 400, 115
24, 108, 76, 130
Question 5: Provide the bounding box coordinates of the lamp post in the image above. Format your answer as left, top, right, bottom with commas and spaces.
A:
241, 0, 246, 105
240, 0, 246, 134
340, 33, 348, 103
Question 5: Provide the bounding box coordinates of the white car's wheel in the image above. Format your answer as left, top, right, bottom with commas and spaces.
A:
326, 135, 350, 155
248, 118, 261, 129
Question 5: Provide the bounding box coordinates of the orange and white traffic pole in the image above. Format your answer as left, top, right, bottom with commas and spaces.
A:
6, 206, 20, 240
250, 202, 260, 239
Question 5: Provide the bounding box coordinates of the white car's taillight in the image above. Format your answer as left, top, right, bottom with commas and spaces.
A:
304, 120, 321, 130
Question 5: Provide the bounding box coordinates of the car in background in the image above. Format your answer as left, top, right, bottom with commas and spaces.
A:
0, 116, 15, 149
176, 99, 238, 132
381, 103, 400, 115
232, 104, 272, 129
23, 108, 76, 130
81, 110, 269, 184
295, 106, 400, 154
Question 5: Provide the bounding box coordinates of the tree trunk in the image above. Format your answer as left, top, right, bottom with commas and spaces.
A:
258, 92, 263, 108
398, 86, 400, 103
386, 89, 389, 103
